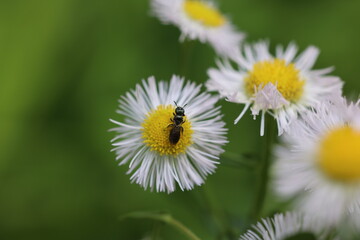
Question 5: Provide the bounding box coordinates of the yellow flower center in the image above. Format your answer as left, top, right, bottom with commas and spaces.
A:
318, 126, 360, 182
183, 0, 226, 27
141, 105, 193, 156
244, 59, 305, 102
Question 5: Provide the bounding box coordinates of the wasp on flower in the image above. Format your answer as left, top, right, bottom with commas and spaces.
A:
110, 75, 228, 193
168, 102, 187, 145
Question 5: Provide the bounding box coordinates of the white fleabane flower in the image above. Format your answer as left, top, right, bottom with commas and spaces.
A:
151, 0, 245, 57
110, 75, 228, 193
274, 97, 360, 228
207, 41, 343, 136
240, 212, 329, 240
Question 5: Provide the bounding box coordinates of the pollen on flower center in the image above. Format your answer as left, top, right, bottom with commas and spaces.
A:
141, 104, 193, 156
244, 59, 305, 102
183, 0, 226, 27
318, 126, 360, 182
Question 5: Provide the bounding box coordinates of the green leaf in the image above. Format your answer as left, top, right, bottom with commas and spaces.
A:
120, 211, 201, 240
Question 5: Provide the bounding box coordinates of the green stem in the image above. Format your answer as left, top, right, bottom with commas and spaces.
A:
250, 116, 276, 222
121, 211, 201, 240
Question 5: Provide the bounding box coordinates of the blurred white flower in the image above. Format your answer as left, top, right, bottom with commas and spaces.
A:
207, 41, 343, 136
151, 0, 245, 57
110, 75, 227, 193
240, 212, 329, 240
274, 97, 360, 228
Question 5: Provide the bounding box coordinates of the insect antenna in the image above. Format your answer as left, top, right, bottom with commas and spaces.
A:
174, 101, 188, 108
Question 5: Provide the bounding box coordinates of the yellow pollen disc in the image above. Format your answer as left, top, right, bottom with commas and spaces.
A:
183, 0, 226, 27
141, 105, 193, 156
244, 59, 305, 102
318, 126, 360, 182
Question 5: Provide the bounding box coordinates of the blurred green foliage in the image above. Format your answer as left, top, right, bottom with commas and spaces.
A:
0, 0, 359, 239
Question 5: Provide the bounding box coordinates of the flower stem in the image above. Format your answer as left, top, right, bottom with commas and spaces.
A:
250, 115, 276, 222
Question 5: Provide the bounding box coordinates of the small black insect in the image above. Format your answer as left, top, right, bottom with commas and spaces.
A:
168, 101, 187, 144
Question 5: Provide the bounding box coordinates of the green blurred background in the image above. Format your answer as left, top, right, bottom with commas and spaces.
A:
0, 0, 359, 239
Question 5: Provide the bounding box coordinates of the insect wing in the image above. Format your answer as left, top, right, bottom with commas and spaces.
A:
169, 126, 181, 144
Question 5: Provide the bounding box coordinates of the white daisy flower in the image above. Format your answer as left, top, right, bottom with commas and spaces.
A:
109, 75, 228, 193
240, 212, 330, 240
206, 41, 343, 136
274, 97, 360, 228
150, 0, 245, 57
